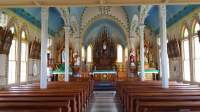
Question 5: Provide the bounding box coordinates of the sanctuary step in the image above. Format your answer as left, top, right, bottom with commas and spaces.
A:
94, 81, 115, 91
87, 91, 122, 112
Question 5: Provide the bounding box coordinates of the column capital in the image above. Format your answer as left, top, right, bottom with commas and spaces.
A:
159, 4, 166, 15
63, 26, 71, 33
41, 8, 49, 19
139, 24, 145, 28
159, 3, 166, 9
63, 26, 70, 30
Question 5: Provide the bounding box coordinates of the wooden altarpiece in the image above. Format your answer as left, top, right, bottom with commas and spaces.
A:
0, 26, 14, 55
92, 27, 117, 70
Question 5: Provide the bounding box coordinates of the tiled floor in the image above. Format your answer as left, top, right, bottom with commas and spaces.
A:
87, 91, 122, 112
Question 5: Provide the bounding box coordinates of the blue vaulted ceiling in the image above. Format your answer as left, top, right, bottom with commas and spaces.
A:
7, 5, 200, 37
146, 5, 200, 33
83, 19, 127, 47
69, 7, 85, 26
9, 7, 64, 36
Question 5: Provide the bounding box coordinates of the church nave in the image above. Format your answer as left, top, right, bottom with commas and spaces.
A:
1, 0, 200, 112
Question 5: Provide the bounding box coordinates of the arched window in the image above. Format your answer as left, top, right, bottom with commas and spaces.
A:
125, 47, 128, 62
184, 28, 189, 38
81, 47, 85, 62
193, 22, 200, 82
8, 26, 16, 84
117, 44, 123, 63
87, 45, 92, 62
194, 22, 200, 34
20, 31, 28, 82
0, 12, 8, 27
182, 27, 190, 81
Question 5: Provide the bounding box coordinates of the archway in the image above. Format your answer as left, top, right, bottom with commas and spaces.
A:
82, 19, 127, 71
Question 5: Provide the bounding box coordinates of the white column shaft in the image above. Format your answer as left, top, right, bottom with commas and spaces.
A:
139, 25, 145, 81
40, 8, 48, 89
16, 33, 21, 84
159, 4, 169, 88
64, 26, 70, 82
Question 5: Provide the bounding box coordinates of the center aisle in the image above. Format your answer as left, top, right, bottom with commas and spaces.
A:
87, 91, 122, 112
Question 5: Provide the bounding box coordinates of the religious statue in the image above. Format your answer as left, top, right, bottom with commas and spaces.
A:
73, 51, 80, 66
33, 62, 38, 76
130, 48, 136, 67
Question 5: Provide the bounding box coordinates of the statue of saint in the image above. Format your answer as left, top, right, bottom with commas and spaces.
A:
33, 62, 38, 76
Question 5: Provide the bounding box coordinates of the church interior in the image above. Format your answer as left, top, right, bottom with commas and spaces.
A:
1, 0, 200, 112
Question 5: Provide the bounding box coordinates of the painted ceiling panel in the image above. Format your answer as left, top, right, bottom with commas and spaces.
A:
166, 5, 185, 22
9, 8, 41, 28
8, 5, 200, 37
23, 8, 41, 21
48, 7, 64, 34
123, 6, 139, 24
145, 6, 159, 32
69, 7, 84, 27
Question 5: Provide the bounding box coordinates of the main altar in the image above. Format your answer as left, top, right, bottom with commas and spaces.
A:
89, 27, 118, 82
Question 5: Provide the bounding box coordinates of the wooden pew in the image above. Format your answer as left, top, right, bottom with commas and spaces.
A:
0, 77, 93, 112
138, 101, 200, 112
116, 80, 200, 112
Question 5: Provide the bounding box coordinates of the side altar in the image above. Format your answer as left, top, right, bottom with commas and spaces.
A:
138, 69, 160, 80
135, 36, 160, 80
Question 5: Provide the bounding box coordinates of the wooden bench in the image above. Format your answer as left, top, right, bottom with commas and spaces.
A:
138, 101, 200, 112
0, 78, 93, 112
116, 80, 200, 112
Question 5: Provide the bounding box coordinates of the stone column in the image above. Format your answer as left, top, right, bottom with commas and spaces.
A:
0, 54, 8, 88
188, 24, 194, 82
139, 25, 145, 81
16, 32, 21, 84
64, 26, 70, 82
159, 4, 169, 88
40, 8, 49, 89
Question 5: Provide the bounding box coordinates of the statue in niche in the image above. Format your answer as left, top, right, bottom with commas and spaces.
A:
130, 48, 136, 67
136, 36, 155, 69
33, 62, 38, 76
73, 51, 80, 66
144, 39, 150, 64
102, 42, 108, 56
